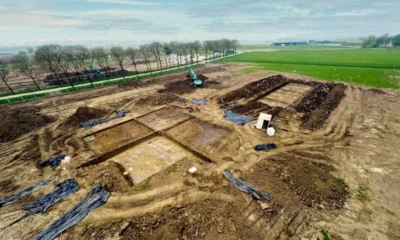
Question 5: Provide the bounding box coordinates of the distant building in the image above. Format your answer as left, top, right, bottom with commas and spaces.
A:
309, 40, 332, 45
271, 42, 308, 46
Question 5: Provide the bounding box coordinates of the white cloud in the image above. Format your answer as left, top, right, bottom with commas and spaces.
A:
83, 0, 159, 6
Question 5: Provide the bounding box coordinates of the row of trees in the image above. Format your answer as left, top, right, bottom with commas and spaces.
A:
362, 33, 400, 48
0, 39, 238, 93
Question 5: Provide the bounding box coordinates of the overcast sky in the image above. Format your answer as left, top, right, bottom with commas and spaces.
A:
0, 0, 399, 46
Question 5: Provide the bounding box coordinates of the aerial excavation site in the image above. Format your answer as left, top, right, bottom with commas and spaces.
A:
0, 62, 399, 239
1, 1, 400, 240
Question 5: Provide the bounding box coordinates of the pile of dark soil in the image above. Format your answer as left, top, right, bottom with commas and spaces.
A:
0, 107, 54, 143
0, 179, 19, 193
71, 199, 262, 240
158, 74, 209, 95
64, 106, 108, 126
295, 83, 347, 129
136, 93, 179, 106
218, 75, 288, 104
250, 156, 348, 210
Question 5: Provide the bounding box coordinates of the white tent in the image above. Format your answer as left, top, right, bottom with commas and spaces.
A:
255, 113, 272, 130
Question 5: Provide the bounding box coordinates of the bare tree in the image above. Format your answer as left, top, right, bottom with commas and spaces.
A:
169, 41, 180, 66
139, 44, 152, 71
12, 53, 41, 90
192, 41, 202, 63
188, 42, 195, 64
91, 47, 111, 79
220, 39, 231, 57
65, 46, 94, 87
58, 47, 75, 87
126, 47, 140, 78
110, 46, 126, 79
0, 60, 13, 94
163, 43, 172, 69
231, 39, 239, 53
203, 41, 210, 62
34, 44, 63, 86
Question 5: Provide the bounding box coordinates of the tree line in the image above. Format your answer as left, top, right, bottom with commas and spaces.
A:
0, 39, 238, 94
362, 33, 400, 48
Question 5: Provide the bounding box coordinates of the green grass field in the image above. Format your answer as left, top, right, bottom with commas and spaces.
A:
222, 48, 400, 88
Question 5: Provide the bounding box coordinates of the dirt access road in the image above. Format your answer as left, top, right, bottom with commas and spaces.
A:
0, 63, 399, 240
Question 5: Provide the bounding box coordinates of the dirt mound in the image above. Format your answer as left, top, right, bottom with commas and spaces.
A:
64, 106, 108, 126
0, 107, 54, 143
250, 157, 348, 210
218, 75, 288, 104
72, 199, 262, 240
158, 80, 196, 94
295, 83, 347, 129
136, 93, 179, 106
158, 74, 210, 95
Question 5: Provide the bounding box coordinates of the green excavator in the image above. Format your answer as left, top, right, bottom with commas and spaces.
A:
186, 68, 203, 87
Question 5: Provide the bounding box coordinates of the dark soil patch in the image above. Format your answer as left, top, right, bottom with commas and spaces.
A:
0, 107, 55, 143
136, 93, 179, 106
0, 179, 19, 193
158, 74, 209, 95
64, 106, 108, 127
218, 75, 288, 104
71, 199, 262, 240
22, 135, 41, 161
295, 83, 347, 129
250, 156, 348, 210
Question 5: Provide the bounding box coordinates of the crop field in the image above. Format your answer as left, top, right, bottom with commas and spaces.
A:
222, 48, 400, 88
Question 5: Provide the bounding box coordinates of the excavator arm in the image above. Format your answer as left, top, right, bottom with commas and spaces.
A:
186, 68, 202, 87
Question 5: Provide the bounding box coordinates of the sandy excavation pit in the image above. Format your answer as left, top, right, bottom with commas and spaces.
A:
167, 119, 231, 150
102, 136, 200, 184
137, 107, 192, 131
84, 120, 153, 155
258, 83, 313, 108
1, 64, 400, 240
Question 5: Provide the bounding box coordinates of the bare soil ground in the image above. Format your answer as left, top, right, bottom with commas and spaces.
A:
0, 64, 399, 240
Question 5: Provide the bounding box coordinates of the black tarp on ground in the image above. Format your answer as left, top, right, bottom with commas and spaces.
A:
223, 169, 271, 200
9, 179, 79, 226
34, 184, 110, 240
0, 177, 58, 208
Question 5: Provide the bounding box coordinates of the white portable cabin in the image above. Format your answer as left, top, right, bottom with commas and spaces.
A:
255, 113, 272, 130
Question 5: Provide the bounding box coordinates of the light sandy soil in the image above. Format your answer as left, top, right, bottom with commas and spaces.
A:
0, 63, 399, 240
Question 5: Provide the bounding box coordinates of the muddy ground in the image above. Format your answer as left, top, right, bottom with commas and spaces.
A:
0, 64, 399, 240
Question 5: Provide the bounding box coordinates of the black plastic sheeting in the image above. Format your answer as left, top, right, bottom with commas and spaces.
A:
34, 184, 110, 240
192, 99, 208, 105
254, 144, 277, 151
223, 169, 271, 200
0, 176, 58, 208
36, 155, 66, 168
81, 109, 130, 129
9, 179, 79, 226
177, 98, 187, 103
224, 110, 254, 126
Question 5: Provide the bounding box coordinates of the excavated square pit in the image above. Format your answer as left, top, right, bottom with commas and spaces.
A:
167, 119, 230, 150
258, 83, 313, 108
84, 120, 153, 155
106, 136, 198, 184
137, 107, 191, 131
